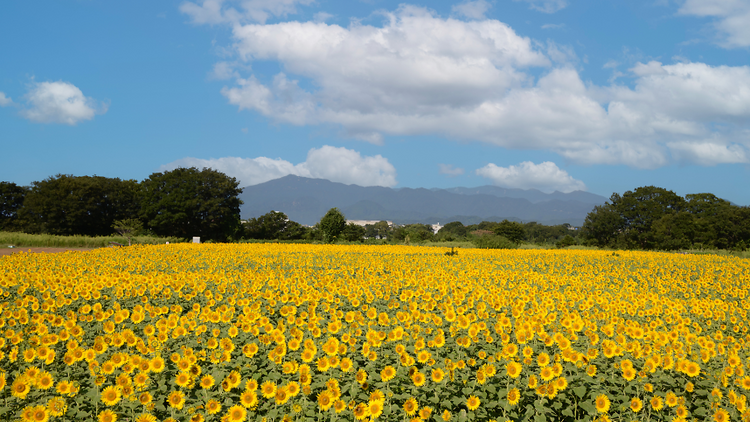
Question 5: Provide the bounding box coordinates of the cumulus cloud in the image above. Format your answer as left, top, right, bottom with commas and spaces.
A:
452, 0, 492, 20
476, 161, 586, 193
678, 0, 750, 48
438, 163, 465, 176
668, 141, 748, 165
191, 4, 750, 168
514, 0, 568, 13
180, 0, 314, 24
20, 81, 107, 125
0, 92, 13, 107
159, 145, 397, 187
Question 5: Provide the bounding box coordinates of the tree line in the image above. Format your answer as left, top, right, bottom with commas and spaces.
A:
580, 186, 750, 250
4, 174, 743, 251
1, 168, 243, 241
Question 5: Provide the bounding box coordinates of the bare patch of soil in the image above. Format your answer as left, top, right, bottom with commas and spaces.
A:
0, 247, 96, 256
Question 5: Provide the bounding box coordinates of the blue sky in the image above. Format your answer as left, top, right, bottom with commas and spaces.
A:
2, 0, 749, 204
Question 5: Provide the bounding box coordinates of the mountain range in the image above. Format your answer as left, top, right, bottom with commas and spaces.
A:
239, 175, 608, 227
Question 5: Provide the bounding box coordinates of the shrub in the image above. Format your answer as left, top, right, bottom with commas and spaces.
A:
472, 234, 516, 249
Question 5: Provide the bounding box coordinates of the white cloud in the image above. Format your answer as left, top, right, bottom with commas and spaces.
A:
678, 0, 750, 48
0, 92, 13, 107
513, 0, 568, 13
476, 161, 586, 193
180, 0, 314, 25
313, 12, 334, 23
209, 61, 240, 80
20, 81, 107, 125
541, 23, 565, 29
159, 145, 397, 187
452, 0, 492, 20
438, 163, 465, 176
667, 141, 748, 165
194, 5, 750, 168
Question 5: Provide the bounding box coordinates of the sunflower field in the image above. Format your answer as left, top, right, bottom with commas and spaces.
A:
1, 244, 750, 422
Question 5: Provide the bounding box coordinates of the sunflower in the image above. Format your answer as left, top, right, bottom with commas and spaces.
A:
441, 410, 452, 421
381, 366, 396, 382
685, 362, 701, 378
31, 405, 49, 422
167, 390, 186, 410
595, 394, 610, 413
334, 399, 347, 413
368, 400, 384, 419
225, 405, 247, 422
630, 398, 643, 413
528, 375, 538, 389
714, 408, 729, 422
340, 357, 353, 372
419, 406, 433, 420
139, 392, 153, 405
507, 362, 522, 379
149, 357, 165, 373
466, 395, 480, 411
134, 413, 157, 422
101, 386, 122, 407
47, 397, 67, 417
205, 399, 221, 415
404, 398, 418, 416
508, 388, 520, 405
175, 372, 191, 388
11, 377, 31, 399
586, 365, 597, 377
98, 409, 117, 422
318, 391, 334, 411
411, 371, 426, 386
240, 390, 259, 408
261, 381, 276, 398
317, 357, 331, 372
200, 375, 215, 389
286, 381, 300, 397
650, 396, 664, 411
133, 372, 149, 388
431, 368, 445, 383
540, 366, 555, 382
353, 403, 369, 420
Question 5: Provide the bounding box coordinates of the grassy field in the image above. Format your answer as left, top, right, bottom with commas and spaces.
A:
0, 231, 185, 248
1, 244, 749, 422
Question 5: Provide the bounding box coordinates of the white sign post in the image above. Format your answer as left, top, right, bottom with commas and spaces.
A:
193, 237, 200, 244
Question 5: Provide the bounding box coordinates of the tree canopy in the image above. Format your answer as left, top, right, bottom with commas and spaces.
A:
140, 167, 243, 241
0, 181, 29, 232
244, 211, 308, 240
18, 175, 139, 236
318, 208, 347, 243
582, 186, 750, 250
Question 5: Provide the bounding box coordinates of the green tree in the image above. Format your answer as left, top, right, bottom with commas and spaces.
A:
140, 167, 243, 241
341, 222, 366, 242
244, 211, 309, 240
19, 175, 140, 236
493, 219, 526, 244
581, 203, 624, 248
112, 218, 144, 246
364, 220, 392, 240
0, 181, 29, 231
652, 212, 695, 251
437, 221, 467, 240
613, 186, 686, 249
319, 208, 346, 242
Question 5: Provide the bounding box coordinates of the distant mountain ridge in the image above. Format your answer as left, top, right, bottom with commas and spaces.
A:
239, 175, 608, 226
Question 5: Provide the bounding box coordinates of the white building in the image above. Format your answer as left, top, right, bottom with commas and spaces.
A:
347, 220, 393, 227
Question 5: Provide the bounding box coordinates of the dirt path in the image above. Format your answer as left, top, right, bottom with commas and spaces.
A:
0, 247, 96, 256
